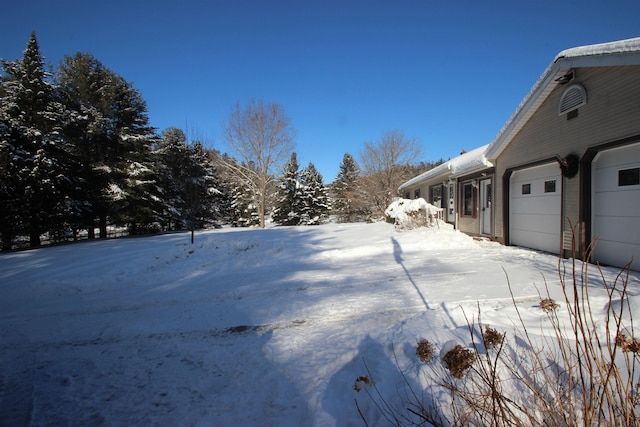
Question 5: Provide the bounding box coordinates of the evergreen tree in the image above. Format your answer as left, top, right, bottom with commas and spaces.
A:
153, 129, 223, 236
272, 152, 302, 226
183, 141, 222, 236
154, 127, 191, 230
299, 162, 330, 225
57, 52, 158, 236
330, 153, 367, 223
56, 52, 115, 238
222, 157, 260, 227
0, 32, 74, 248
208, 150, 237, 225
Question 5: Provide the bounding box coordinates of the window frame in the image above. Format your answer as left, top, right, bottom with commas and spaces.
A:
619, 167, 640, 187
461, 181, 477, 218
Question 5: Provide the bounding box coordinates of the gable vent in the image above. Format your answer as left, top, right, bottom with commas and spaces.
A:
559, 84, 587, 115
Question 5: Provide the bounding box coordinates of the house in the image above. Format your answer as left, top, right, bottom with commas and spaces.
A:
400, 37, 640, 270
398, 144, 494, 237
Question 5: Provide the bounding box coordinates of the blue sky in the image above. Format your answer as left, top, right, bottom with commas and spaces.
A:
2, 1, 639, 182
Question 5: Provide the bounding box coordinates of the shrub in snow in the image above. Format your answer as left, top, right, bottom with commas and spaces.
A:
482, 325, 505, 351
416, 338, 436, 363
353, 375, 374, 393
540, 297, 560, 313
439, 340, 476, 379
384, 198, 442, 230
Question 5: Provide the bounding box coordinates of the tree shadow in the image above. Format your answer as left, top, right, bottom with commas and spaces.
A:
391, 237, 431, 311
323, 335, 448, 426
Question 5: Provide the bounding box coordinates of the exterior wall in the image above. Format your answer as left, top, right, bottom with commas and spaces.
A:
400, 182, 430, 201
456, 171, 494, 236
493, 65, 640, 255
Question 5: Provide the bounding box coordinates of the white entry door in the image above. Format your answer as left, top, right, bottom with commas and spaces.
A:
480, 179, 492, 235
509, 163, 562, 253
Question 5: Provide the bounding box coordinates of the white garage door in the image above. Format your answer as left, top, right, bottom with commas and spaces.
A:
510, 163, 562, 254
592, 143, 640, 270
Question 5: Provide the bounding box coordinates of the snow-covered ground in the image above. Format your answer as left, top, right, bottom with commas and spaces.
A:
0, 222, 638, 426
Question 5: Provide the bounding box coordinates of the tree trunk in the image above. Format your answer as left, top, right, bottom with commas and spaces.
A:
0, 227, 13, 251
99, 214, 107, 238
29, 223, 41, 248
87, 218, 95, 239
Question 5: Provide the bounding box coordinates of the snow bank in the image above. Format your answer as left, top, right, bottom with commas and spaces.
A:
384, 197, 443, 229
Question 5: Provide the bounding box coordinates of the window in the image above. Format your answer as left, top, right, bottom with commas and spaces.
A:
522, 183, 531, 195
431, 185, 442, 208
619, 168, 640, 186
485, 183, 492, 208
462, 182, 474, 216
414, 189, 421, 199
544, 180, 556, 193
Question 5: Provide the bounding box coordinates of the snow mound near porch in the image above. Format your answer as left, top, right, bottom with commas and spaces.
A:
384, 197, 444, 229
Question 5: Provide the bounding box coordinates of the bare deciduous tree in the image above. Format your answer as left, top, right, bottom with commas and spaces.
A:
223, 99, 296, 228
359, 129, 422, 216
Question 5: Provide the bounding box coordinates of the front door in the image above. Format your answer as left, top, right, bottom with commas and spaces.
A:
480, 179, 492, 235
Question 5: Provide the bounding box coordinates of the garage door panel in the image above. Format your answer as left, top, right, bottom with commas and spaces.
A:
592, 240, 638, 269
593, 216, 640, 244
593, 189, 640, 212
595, 144, 640, 168
512, 166, 560, 182
511, 195, 561, 215
510, 229, 560, 254
512, 213, 561, 234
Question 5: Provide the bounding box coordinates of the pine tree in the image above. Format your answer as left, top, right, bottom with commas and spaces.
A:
208, 150, 237, 225
299, 162, 330, 225
57, 52, 115, 238
183, 141, 222, 237
331, 153, 367, 223
57, 52, 158, 236
272, 152, 302, 226
0, 32, 74, 248
221, 156, 260, 227
154, 127, 191, 230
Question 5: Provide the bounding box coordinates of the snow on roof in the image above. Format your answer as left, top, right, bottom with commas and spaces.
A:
486, 37, 640, 161
449, 144, 492, 176
555, 37, 640, 60
398, 144, 492, 191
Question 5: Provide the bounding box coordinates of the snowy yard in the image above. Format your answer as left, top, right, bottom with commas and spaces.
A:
0, 222, 638, 426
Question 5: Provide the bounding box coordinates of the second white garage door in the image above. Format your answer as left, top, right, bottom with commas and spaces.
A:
592, 143, 640, 270
510, 163, 562, 254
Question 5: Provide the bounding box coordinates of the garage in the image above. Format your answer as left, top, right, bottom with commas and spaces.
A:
509, 163, 562, 254
591, 143, 640, 270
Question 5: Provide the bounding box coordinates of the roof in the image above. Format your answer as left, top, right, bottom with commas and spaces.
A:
398, 144, 492, 191
400, 37, 640, 194
485, 37, 640, 161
